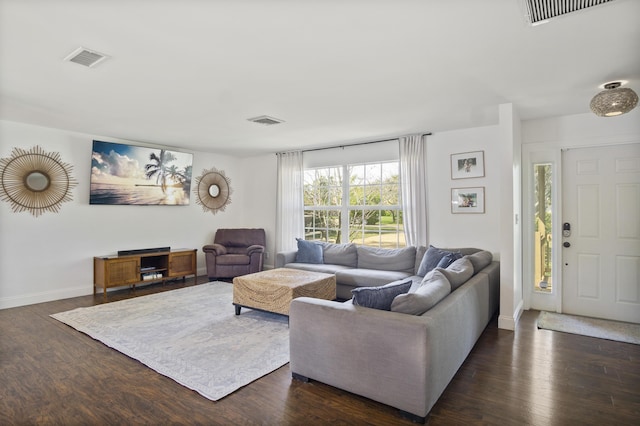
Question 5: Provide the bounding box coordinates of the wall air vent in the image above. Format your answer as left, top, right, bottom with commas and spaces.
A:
63, 47, 109, 68
247, 115, 285, 126
523, 0, 616, 25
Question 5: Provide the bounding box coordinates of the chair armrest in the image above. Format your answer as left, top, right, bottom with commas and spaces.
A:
275, 250, 297, 268
202, 244, 227, 256
246, 244, 265, 255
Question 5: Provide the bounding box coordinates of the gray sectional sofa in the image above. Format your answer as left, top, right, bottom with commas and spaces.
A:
276, 242, 423, 300
278, 242, 500, 423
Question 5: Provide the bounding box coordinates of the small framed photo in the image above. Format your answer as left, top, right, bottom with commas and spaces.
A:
451, 151, 485, 179
451, 187, 485, 214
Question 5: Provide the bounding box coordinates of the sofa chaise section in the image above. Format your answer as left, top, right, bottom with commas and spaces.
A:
288, 258, 500, 423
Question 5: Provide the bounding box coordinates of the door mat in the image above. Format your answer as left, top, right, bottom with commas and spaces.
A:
537, 311, 640, 345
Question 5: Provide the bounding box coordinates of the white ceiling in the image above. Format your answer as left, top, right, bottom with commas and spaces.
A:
1, 0, 639, 157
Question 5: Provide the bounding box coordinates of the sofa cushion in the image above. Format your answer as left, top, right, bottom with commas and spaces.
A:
417, 245, 461, 276
436, 257, 474, 291
320, 242, 358, 267
295, 239, 324, 264
285, 263, 352, 275
464, 250, 493, 273
390, 270, 451, 315
337, 269, 413, 288
356, 246, 416, 273
351, 280, 412, 311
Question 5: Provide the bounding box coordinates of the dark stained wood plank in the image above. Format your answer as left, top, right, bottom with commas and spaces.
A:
1, 276, 638, 425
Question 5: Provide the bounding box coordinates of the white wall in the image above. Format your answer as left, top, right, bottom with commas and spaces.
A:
1, 118, 507, 310
0, 120, 268, 309
426, 125, 502, 254
497, 104, 523, 330
522, 108, 640, 147
235, 153, 278, 266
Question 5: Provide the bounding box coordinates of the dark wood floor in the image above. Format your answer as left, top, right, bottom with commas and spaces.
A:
1, 277, 639, 425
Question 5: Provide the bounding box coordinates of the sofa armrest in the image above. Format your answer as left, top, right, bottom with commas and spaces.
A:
246, 244, 265, 255
275, 250, 297, 268
289, 298, 432, 418
202, 243, 227, 256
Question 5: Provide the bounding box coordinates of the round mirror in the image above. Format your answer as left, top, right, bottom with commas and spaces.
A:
0, 146, 78, 217
194, 167, 233, 215
25, 171, 50, 192
208, 184, 220, 197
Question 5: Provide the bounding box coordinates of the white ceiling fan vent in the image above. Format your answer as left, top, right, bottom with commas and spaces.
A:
247, 115, 285, 126
63, 47, 109, 68
523, 0, 616, 25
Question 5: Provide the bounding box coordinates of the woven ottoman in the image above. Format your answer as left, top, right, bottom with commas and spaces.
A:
233, 268, 336, 316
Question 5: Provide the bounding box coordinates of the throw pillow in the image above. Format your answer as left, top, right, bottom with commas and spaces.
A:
417, 245, 460, 276
295, 238, 323, 264
464, 250, 493, 272
436, 257, 474, 291
436, 251, 463, 269
351, 280, 412, 311
391, 270, 451, 315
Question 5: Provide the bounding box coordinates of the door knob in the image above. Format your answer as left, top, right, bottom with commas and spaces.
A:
563, 242, 571, 248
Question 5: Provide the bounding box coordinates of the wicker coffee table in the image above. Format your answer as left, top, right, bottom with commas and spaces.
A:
233, 268, 336, 316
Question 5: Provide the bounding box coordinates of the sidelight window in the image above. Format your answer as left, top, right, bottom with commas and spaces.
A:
533, 163, 553, 293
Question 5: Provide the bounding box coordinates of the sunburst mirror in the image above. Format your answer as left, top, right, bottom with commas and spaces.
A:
0, 146, 78, 217
194, 167, 232, 214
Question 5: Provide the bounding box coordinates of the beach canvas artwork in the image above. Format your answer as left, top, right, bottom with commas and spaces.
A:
90, 140, 193, 205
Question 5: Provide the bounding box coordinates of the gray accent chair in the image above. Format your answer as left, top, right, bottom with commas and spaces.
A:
202, 228, 265, 280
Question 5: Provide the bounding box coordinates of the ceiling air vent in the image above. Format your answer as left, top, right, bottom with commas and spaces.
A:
523, 0, 616, 25
247, 115, 285, 126
63, 47, 109, 68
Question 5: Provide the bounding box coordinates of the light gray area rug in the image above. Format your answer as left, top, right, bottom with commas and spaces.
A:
51, 282, 290, 400
537, 311, 640, 345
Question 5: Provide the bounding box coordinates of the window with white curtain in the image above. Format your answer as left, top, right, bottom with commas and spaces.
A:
303, 161, 404, 248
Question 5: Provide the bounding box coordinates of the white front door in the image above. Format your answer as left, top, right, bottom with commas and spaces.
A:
562, 143, 640, 324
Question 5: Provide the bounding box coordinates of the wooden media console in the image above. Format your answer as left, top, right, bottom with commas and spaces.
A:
93, 248, 197, 298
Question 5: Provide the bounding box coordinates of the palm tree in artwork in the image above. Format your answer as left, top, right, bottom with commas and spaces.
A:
145, 149, 177, 193
166, 165, 184, 186
181, 165, 192, 192
165, 164, 193, 190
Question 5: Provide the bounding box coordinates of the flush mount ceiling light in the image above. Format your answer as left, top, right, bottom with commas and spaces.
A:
590, 82, 639, 117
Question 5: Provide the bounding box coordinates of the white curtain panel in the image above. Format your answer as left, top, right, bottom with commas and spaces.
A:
399, 134, 428, 247
276, 151, 304, 252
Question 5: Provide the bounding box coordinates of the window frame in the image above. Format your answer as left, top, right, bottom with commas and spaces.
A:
303, 161, 404, 248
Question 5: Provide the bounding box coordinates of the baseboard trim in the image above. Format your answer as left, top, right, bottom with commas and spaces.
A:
498, 299, 524, 330
0, 286, 91, 310
498, 315, 516, 330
